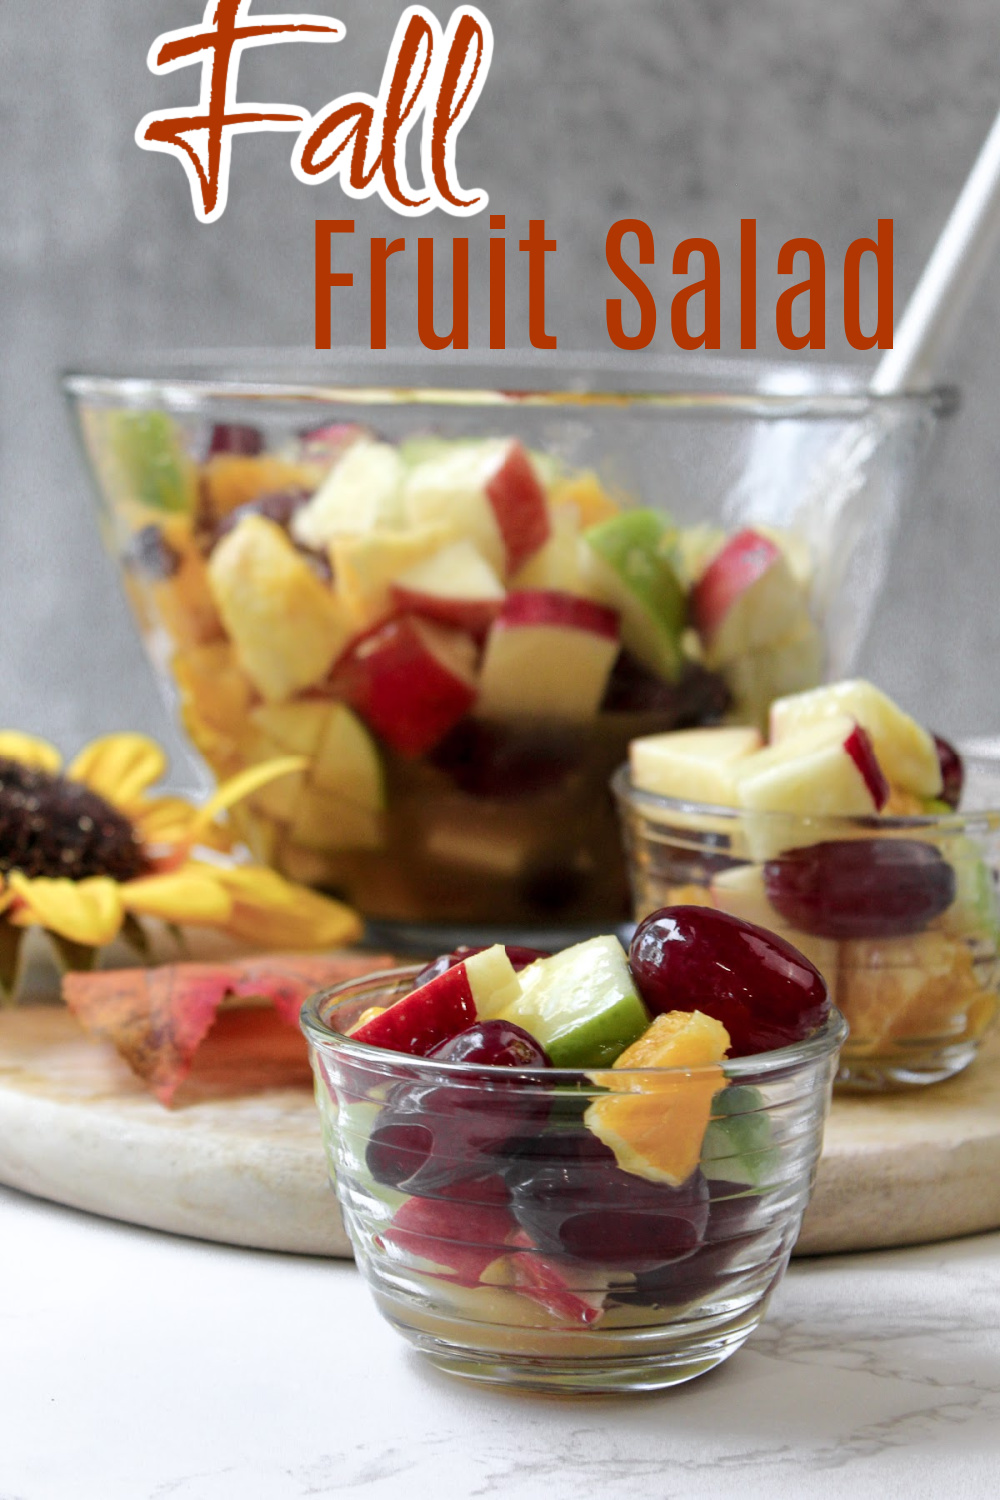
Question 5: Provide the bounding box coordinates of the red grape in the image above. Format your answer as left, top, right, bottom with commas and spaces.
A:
365, 1023, 550, 1193
506, 1129, 710, 1271
207, 422, 263, 457
933, 735, 964, 810
764, 839, 955, 939
629, 906, 829, 1057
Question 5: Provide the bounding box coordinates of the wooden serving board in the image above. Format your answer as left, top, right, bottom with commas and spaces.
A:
3, 1003, 1000, 1259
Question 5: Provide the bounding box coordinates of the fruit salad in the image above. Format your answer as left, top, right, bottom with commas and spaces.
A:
84, 408, 824, 930
302, 913, 845, 1391
621, 680, 1000, 1087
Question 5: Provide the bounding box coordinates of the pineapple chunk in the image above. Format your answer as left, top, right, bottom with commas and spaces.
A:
208, 515, 350, 702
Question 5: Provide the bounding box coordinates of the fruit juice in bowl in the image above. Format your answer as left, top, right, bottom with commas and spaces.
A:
614, 680, 1000, 1089
64, 351, 949, 946
301, 914, 846, 1393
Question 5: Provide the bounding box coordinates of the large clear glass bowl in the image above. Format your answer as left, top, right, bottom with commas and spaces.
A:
301, 965, 847, 1394
613, 743, 1000, 1090
63, 351, 951, 947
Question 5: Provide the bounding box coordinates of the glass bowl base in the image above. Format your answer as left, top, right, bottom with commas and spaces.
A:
375, 1290, 771, 1395
836, 1038, 983, 1092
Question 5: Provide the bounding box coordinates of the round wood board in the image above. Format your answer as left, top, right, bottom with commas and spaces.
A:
3, 1004, 1000, 1259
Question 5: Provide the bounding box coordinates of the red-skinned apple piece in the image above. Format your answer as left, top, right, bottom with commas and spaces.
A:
390, 540, 505, 634
332, 613, 478, 757
382, 1182, 516, 1287
350, 971, 477, 1055
477, 590, 620, 721
691, 529, 804, 667
506, 1229, 612, 1325
485, 442, 552, 574
351, 944, 521, 1054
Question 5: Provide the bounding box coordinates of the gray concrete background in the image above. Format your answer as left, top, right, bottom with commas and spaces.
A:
2, 0, 1000, 776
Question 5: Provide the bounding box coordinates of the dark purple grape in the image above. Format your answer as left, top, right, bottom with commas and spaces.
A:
934, 735, 964, 810
428, 1020, 551, 1069
602, 656, 730, 722
506, 1129, 710, 1271
764, 839, 956, 940
623, 1180, 770, 1306
429, 720, 583, 798
412, 945, 550, 989
210, 488, 311, 546
365, 1025, 551, 1194
208, 422, 264, 457
629, 906, 830, 1058
123, 524, 181, 581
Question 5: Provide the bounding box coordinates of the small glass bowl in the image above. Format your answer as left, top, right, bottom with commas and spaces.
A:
613, 745, 1000, 1092
302, 967, 846, 1394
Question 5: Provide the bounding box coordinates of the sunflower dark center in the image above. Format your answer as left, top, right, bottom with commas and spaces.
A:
0, 757, 150, 882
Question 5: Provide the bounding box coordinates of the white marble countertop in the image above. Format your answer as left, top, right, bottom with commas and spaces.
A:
4, 1184, 1000, 1500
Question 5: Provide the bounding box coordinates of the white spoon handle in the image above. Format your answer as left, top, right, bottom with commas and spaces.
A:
872, 103, 1000, 394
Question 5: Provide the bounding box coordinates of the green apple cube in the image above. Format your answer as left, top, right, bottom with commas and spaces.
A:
581, 511, 686, 681
499, 935, 650, 1068
938, 838, 1000, 944
110, 410, 195, 514
699, 1084, 778, 1189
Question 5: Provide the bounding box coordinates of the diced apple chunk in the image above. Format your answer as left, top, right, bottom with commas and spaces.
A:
312, 704, 385, 809
289, 784, 384, 852
736, 714, 888, 817
477, 591, 619, 722
331, 523, 456, 628
333, 614, 478, 756
581, 511, 686, 681
403, 439, 549, 577
769, 679, 942, 798
208, 515, 350, 702
392, 540, 505, 633
291, 440, 405, 549
629, 726, 763, 806
722, 619, 825, 731
691, 529, 805, 668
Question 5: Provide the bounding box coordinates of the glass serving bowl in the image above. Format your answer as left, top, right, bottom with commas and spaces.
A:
302, 964, 847, 1394
613, 744, 1000, 1091
63, 350, 951, 948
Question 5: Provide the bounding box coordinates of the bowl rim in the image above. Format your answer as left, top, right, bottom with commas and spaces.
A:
61, 347, 959, 420
299, 962, 848, 1080
610, 745, 1000, 833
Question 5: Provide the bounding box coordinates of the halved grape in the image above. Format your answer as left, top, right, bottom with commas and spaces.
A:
629, 906, 829, 1057
505, 1129, 709, 1271
764, 839, 956, 939
365, 1023, 550, 1194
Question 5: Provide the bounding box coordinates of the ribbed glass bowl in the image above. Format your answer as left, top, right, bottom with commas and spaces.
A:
302, 965, 847, 1394
64, 351, 951, 947
613, 744, 1000, 1091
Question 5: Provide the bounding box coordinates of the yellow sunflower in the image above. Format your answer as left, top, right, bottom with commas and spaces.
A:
0, 730, 362, 998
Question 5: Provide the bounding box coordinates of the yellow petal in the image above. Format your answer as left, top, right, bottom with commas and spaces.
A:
214, 864, 362, 949
187, 757, 307, 839
120, 868, 233, 925
68, 734, 167, 806
132, 796, 233, 853
8, 873, 123, 947
0, 733, 62, 773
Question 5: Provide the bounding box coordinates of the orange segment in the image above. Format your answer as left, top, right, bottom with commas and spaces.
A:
584, 1011, 730, 1187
